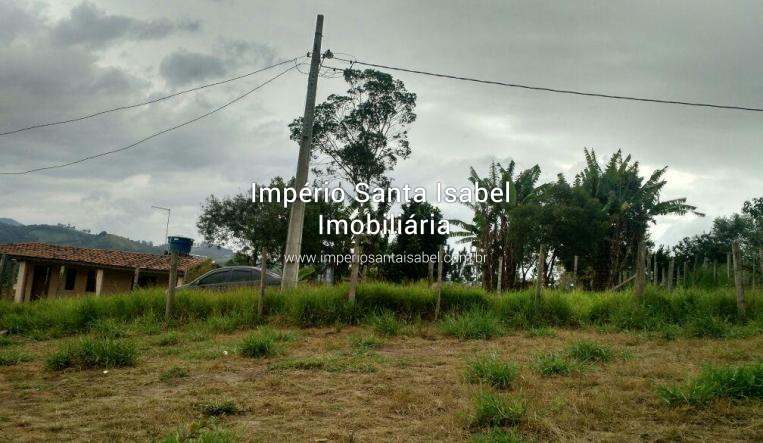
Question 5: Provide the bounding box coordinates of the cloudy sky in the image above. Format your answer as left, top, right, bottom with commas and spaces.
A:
1, 0, 761, 248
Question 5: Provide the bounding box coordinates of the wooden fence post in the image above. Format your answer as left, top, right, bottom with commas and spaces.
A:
258, 248, 268, 317
496, 256, 503, 293
534, 244, 545, 309
573, 255, 579, 288
165, 251, 179, 320
427, 261, 434, 288
348, 234, 361, 303
434, 246, 444, 321
732, 241, 746, 319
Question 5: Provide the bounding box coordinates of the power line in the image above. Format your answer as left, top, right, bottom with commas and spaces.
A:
0, 65, 296, 175
332, 56, 763, 113
0, 56, 303, 137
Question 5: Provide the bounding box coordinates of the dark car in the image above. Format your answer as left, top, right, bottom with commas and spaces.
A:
179, 266, 281, 290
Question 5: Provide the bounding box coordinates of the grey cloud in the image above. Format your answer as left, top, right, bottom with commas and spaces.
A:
52, 1, 200, 48
159, 49, 227, 86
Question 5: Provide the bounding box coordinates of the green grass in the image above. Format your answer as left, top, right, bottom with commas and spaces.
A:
1, 284, 762, 340
160, 366, 190, 382
367, 311, 406, 337
658, 363, 763, 406
160, 418, 233, 443
157, 332, 181, 347
465, 353, 519, 389
0, 350, 31, 366
440, 309, 503, 340
533, 352, 578, 376
349, 334, 384, 352
471, 391, 525, 428
199, 400, 238, 417
239, 333, 277, 358
526, 327, 555, 338
46, 337, 137, 370
565, 340, 614, 363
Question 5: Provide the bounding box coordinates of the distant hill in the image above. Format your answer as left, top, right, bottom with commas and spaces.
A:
0, 218, 23, 227
0, 222, 233, 263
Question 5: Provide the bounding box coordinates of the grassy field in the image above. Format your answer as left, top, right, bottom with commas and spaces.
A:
1, 284, 763, 442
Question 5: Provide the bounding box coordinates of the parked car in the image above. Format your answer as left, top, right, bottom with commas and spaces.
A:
179, 266, 281, 290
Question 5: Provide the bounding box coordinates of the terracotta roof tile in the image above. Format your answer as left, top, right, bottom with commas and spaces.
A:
0, 243, 206, 272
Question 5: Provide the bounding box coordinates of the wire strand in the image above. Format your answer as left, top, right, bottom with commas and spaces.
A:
0, 57, 303, 137
0, 66, 296, 175
333, 57, 763, 112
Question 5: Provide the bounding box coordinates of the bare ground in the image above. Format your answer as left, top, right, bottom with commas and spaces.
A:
1, 326, 762, 442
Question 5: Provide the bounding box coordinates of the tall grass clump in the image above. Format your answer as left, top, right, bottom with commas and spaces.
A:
533, 352, 577, 376
465, 353, 519, 389
367, 311, 406, 337
469, 428, 526, 443
239, 333, 277, 358
471, 391, 525, 428
441, 309, 503, 340
565, 340, 614, 363
658, 363, 763, 406
46, 337, 137, 370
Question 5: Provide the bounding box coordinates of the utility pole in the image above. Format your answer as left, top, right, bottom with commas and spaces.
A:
282, 14, 324, 289
634, 241, 646, 302
732, 240, 746, 319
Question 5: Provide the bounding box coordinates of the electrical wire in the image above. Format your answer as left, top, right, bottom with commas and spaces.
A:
0, 56, 304, 137
332, 57, 763, 113
0, 65, 296, 175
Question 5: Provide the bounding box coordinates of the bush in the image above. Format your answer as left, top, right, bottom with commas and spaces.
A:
199, 400, 238, 417
465, 353, 519, 389
471, 391, 525, 428
440, 309, 502, 340
565, 340, 614, 363
47, 337, 137, 370
658, 363, 763, 406
157, 332, 181, 347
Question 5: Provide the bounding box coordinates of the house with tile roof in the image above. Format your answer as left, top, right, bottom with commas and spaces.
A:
0, 243, 206, 302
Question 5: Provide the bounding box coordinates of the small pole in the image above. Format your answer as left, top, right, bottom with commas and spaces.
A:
55, 265, 65, 297
165, 251, 179, 320
667, 259, 675, 291
348, 233, 360, 303
634, 241, 646, 302
732, 240, 746, 319
258, 248, 267, 317
683, 261, 688, 288
534, 244, 545, 309
133, 267, 141, 290
573, 255, 579, 288
653, 255, 658, 284
434, 245, 444, 321
427, 260, 434, 288
496, 256, 503, 293
727, 252, 731, 279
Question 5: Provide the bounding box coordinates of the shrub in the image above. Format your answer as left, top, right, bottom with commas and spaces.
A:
440, 309, 502, 340
367, 311, 405, 337
658, 363, 763, 406
46, 338, 137, 370
565, 340, 614, 363
471, 391, 525, 428
533, 352, 576, 376
465, 353, 519, 389
239, 333, 276, 358
199, 400, 238, 417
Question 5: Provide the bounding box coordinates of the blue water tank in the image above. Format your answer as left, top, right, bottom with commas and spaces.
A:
167, 236, 194, 255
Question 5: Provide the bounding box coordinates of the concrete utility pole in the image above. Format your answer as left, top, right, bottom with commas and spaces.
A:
731, 240, 746, 319
634, 242, 646, 302
282, 14, 324, 289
